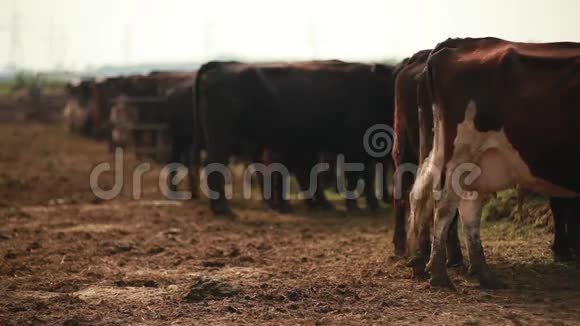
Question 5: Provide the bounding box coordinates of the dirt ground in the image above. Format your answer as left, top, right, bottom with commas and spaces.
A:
1, 123, 580, 325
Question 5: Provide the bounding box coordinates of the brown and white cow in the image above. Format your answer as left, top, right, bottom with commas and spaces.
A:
409, 37, 580, 289
392, 50, 463, 273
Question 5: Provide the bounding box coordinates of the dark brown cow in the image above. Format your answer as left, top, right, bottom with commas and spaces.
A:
63, 79, 94, 135
90, 77, 134, 140
550, 197, 580, 262
392, 51, 463, 273
193, 60, 394, 215
90, 73, 193, 144
409, 37, 580, 289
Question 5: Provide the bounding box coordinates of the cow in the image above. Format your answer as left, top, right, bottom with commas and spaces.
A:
192, 60, 394, 216
96, 73, 194, 149
63, 79, 94, 135
257, 149, 338, 213
87, 75, 159, 140
109, 96, 139, 149
392, 51, 463, 274
163, 77, 198, 196
408, 37, 580, 289
393, 50, 572, 272
550, 197, 580, 262
89, 76, 136, 141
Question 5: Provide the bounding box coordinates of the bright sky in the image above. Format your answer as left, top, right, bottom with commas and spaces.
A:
0, 0, 579, 70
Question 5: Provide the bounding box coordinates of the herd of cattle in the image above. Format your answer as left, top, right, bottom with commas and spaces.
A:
63, 37, 579, 289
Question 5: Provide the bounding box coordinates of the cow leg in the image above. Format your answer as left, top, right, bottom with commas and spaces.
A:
167, 139, 183, 193
458, 196, 505, 289
426, 193, 459, 288
407, 161, 435, 279
314, 178, 334, 210
257, 149, 278, 211
258, 173, 279, 211
296, 170, 316, 209
205, 146, 233, 215
257, 169, 289, 213
382, 158, 392, 204
273, 171, 292, 214
393, 157, 415, 256
363, 163, 379, 212
446, 211, 464, 267
344, 171, 362, 212
571, 215, 580, 267
393, 198, 407, 256
295, 166, 332, 210
516, 186, 528, 222
549, 197, 573, 262
573, 225, 580, 268
569, 198, 580, 266
328, 159, 340, 194
407, 218, 432, 279
311, 171, 334, 210
190, 138, 201, 200
182, 146, 194, 196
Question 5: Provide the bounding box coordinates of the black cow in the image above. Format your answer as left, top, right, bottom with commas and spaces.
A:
550, 197, 580, 263
164, 78, 198, 196
192, 61, 395, 215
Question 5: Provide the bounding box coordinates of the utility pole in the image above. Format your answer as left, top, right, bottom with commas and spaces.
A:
50, 22, 67, 70
48, 20, 56, 68
8, 10, 23, 70
58, 28, 67, 70
122, 24, 132, 64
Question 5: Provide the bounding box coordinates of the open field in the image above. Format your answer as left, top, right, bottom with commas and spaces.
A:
1, 123, 579, 325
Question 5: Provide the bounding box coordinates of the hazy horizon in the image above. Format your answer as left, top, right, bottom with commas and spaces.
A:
1, 0, 579, 71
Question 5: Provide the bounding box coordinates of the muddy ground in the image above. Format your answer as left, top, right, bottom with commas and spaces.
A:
1, 123, 580, 325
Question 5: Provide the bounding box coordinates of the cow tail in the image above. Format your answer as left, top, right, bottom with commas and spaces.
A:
423, 50, 447, 188
191, 65, 206, 199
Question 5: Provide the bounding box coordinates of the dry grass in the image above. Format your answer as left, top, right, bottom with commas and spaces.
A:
0, 123, 579, 325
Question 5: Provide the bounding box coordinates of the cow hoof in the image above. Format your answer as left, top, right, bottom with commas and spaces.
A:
166, 192, 182, 200
368, 207, 380, 215
553, 250, 574, 263
394, 247, 406, 257
469, 268, 507, 289
447, 256, 465, 268
429, 274, 456, 290
413, 269, 430, 280
318, 201, 335, 211
306, 200, 334, 211
346, 205, 363, 215
212, 211, 237, 218
211, 204, 237, 219
478, 274, 507, 289
276, 204, 294, 214
216, 210, 238, 219
406, 255, 423, 267
367, 201, 380, 213
407, 256, 428, 279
